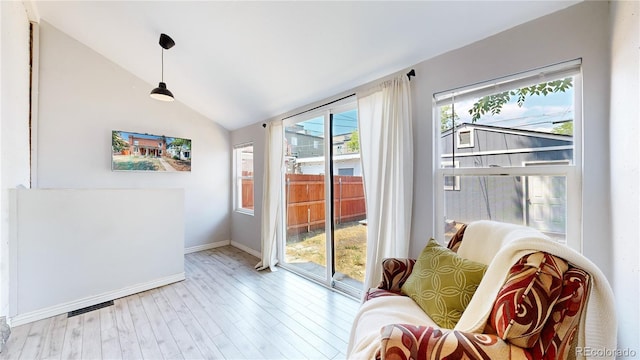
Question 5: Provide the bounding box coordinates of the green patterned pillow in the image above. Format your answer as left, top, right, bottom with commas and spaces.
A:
401, 238, 487, 329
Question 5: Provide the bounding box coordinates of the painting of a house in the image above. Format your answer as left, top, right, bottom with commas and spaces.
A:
128, 134, 166, 157
112, 130, 192, 172
441, 123, 572, 237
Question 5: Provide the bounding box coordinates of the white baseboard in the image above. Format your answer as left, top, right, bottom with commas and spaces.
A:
230, 241, 261, 259
184, 240, 230, 254
8, 273, 185, 327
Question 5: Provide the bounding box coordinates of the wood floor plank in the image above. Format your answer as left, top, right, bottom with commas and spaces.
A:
59, 314, 83, 360
113, 298, 143, 360
158, 285, 225, 359
189, 251, 341, 359
183, 266, 303, 359
98, 305, 122, 360
138, 290, 184, 359
179, 271, 272, 359
0, 322, 31, 360
39, 313, 67, 360
197, 249, 354, 353
125, 294, 163, 360
171, 282, 246, 360
18, 317, 51, 360
148, 288, 204, 359
81, 310, 102, 360
0, 246, 359, 360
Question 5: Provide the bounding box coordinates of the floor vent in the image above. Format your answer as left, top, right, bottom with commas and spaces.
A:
68, 300, 114, 317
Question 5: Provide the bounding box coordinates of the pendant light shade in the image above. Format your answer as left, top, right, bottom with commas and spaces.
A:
150, 33, 175, 102
150, 82, 174, 101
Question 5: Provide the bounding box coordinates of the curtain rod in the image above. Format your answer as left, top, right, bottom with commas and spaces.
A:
279, 93, 356, 122
262, 69, 416, 127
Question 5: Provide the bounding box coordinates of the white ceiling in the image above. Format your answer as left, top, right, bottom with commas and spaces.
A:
32, 1, 579, 131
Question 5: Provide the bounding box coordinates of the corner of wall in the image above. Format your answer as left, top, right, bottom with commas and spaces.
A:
608, 0, 640, 353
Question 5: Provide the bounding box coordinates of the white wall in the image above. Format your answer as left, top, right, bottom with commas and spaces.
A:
412, 1, 612, 269
231, 1, 613, 273
10, 188, 185, 326
230, 123, 264, 253
0, 1, 31, 319
609, 0, 640, 353
36, 21, 231, 250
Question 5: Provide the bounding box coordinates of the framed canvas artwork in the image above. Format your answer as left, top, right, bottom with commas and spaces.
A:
112, 130, 191, 172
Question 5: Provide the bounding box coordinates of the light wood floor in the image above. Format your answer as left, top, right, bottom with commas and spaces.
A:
0, 246, 359, 360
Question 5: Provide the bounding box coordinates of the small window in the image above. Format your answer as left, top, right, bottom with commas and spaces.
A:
234, 143, 254, 214
456, 129, 474, 148
291, 137, 298, 146
338, 168, 354, 176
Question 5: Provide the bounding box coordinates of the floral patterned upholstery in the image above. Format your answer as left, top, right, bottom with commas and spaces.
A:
377, 324, 528, 360
490, 252, 568, 348
531, 267, 590, 360
372, 253, 591, 360
377, 258, 417, 293
364, 258, 416, 301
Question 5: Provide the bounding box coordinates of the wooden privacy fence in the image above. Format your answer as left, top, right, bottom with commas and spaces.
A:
241, 178, 254, 209
285, 174, 366, 234
241, 174, 367, 234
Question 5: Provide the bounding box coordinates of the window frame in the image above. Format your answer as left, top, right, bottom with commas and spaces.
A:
433, 60, 583, 251
456, 128, 474, 149
233, 142, 255, 215
442, 161, 461, 191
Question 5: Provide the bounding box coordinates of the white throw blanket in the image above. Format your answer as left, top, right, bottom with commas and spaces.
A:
455, 221, 617, 360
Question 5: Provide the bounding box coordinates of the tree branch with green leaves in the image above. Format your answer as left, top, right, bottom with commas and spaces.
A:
468, 77, 573, 122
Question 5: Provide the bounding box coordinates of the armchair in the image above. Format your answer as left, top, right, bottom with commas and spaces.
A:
347, 221, 615, 360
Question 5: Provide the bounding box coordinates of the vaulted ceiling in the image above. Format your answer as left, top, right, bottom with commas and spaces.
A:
32, 1, 580, 130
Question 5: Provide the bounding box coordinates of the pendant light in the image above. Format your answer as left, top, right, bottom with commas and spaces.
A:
150, 33, 176, 102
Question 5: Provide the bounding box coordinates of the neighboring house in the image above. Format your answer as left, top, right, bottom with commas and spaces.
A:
441, 123, 573, 236
285, 126, 359, 175
167, 145, 191, 160
295, 153, 363, 176
129, 135, 166, 157
285, 126, 324, 159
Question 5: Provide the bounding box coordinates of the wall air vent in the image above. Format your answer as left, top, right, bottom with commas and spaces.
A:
68, 300, 114, 317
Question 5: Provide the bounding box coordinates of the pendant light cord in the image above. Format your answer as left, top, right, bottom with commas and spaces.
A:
161, 48, 164, 82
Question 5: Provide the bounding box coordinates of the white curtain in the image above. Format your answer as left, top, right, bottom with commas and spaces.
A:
358, 75, 413, 291
256, 121, 284, 271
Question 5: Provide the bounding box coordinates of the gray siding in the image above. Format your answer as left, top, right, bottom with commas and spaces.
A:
441, 125, 572, 231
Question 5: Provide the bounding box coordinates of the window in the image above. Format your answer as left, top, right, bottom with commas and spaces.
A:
434, 59, 582, 250
234, 143, 254, 214
338, 167, 354, 176
456, 129, 474, 148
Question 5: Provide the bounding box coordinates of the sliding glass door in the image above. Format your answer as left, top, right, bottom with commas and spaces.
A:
281, 101, 366, 296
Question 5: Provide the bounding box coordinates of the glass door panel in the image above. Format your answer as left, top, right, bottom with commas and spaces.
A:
281, 103, 366, 297
331, 109, 367, 292
283, 116, 327, 281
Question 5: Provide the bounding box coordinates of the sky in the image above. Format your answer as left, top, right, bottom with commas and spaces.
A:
289, 80, 574, 137
446, 86, 574, 133
293, 109, 358, 137
114, 130, 190, 144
